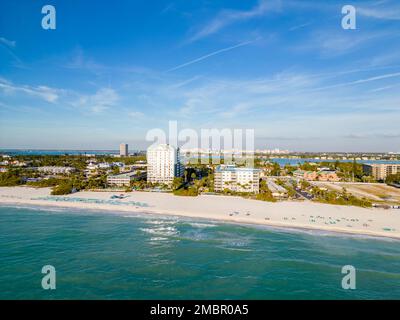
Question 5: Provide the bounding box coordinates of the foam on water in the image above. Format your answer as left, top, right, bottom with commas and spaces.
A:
185, 222, 218, 228
139, 226, 179, 237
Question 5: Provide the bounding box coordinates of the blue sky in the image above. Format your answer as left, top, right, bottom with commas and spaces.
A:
0, 0, 399, 152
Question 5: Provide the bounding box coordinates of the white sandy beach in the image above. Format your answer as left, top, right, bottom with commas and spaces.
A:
1, 186, 400, 239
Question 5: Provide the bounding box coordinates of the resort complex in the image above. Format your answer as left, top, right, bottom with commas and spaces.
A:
1, 144, 399, 208
146, 144, 183, 186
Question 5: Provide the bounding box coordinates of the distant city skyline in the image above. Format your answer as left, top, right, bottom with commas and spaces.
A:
1, 0, 400, 152
1, 145, 400, 155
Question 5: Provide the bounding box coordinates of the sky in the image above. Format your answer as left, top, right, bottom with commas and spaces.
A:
0, 0, 399, 152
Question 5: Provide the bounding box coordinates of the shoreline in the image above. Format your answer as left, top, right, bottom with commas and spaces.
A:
2, 201, 399, 242
1, 186, 400, 240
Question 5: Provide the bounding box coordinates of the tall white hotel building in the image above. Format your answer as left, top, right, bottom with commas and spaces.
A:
146, 144, 183, 185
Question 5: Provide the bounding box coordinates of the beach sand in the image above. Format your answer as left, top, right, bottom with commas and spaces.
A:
1, 186, 399, 239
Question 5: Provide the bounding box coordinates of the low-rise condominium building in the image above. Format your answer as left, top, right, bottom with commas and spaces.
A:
214, 165, 260, 193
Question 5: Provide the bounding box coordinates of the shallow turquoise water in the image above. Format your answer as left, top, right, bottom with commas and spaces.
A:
0, 205, 399, 299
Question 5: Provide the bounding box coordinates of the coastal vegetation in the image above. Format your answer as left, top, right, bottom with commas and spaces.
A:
276, 178, 296, 198
0, 170, 23, 186
296, 160, 365, 181
0, 154, 146, 194
51, 180, 75, 195
311, 186, 372, 208
256, 159, 369, 182
173, 187, 198, 196
386, 173, 400, 185
27, 177, 62, 187
256, 180, 276, 202
171, 167, 214, 197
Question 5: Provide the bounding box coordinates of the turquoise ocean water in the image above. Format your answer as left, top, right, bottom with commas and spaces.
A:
0, 205, 399, 300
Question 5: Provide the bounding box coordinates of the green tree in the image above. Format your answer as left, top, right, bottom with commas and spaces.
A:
0, 171, 23, 186
270, 163, 281, 176
386, 173, 400, 185
51, 181, 74, 195
111, 166, 120, 175
172, 177, 184, 190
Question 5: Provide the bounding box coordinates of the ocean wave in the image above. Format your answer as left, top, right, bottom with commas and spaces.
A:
186, 222, 217, 228
1, 204, 399, 243
236, 222, 400, 243
139, 226, 179, 237
149, 237, 169, 242
177, 229, 211, 242
0, 204, 72, 213
219, 247, 254, 252
145, 219, 178, 225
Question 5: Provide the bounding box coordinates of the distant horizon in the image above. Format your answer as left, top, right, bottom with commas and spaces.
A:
0, 147, 399, 154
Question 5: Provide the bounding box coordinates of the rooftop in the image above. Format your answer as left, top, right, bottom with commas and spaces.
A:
215, 165, 260, 173
147, 144, 176, 152
107, 171, 137, 179
267, 180, 287, 193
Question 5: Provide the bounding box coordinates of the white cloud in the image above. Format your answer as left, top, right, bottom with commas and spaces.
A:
178, 98, 203, 117
166, 40, 257, 72
73, 88, 119, 113
188, 0, 280, 42
289, 22, 312, 32
0, 79, 59, 102
370, 84, 400, 92
0, 37, 16, 48
358, 5, 400, 21
309, 72, 400, 92
309, 30, 393, 57
128, 111, 145, 118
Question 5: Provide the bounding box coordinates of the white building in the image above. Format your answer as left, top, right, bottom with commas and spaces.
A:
266, 179, 288, 199
146, 144, 183, 185
11, 160, 28, 167
120, 143, 128, 157
214, 165, 260, 193
88, 162, 112, 170
112, 162, 125, 168
37, 166, 75, 174
107, 172, 138, 187
363, 163, 400, 180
